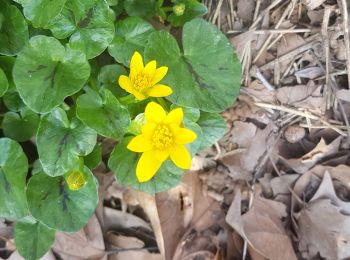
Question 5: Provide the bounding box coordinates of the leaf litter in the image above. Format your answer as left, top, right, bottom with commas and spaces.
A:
2, 0, 350, 259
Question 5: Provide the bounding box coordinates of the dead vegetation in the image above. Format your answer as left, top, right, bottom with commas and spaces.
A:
2, 0, 350, 259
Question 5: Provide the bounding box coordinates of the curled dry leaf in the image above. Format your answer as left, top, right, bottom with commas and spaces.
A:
280, 136, 342, 173
226, 191, 297, 260
231, 121, 257, 148
284, 125, 306, 143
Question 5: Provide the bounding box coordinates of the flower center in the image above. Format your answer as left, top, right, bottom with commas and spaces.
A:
133, 73, 150, 91
152, 125, 174, 150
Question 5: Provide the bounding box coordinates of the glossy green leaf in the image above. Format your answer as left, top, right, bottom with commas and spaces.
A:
0, 68, 8, 97
14, 0, 66, 28
108, 17, 155, 66
167, 0, 207, 27
97, 64, 127, 97
124, 0, 157, 17
13, 36, 90, 114
49, 0, 115, 59
0, 138, 29, 220
37, 108, 97, 177
2, 107, 39, 142
26, 167, 98, 232
0, 0, 29, 55
108, 137, 181, 194
76, 88, 131, 139
15, 221, 55, 260
145, 18, 241, 112
197, 112, 226, 150
84, 143, 102, 170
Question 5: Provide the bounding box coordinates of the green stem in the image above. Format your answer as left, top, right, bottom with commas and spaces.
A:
119, 94, 137, 105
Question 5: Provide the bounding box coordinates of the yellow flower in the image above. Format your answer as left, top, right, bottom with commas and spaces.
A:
118, 51, 173, 100
66, 170, 87, 191
127, 102, 197, 182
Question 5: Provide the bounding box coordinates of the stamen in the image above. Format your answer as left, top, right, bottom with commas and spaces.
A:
152, 125, 174, 150
133, 73, 150, 91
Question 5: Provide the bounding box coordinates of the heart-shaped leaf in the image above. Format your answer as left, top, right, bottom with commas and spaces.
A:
108, 137, 182, 194
76, 88, 131, 139
124, 0, 157, 17
97, 64, 127, 97
49, 0, 115, 59
0, 0, 29, 55
0, 138, 29, 220
26, 167, 98, 232
144, 18, 241, 112
14, 0, 67, 28
167, 0, 207, 27
15, 221, 55, 260
37, 108, 97, 177
197, 112, 226, 150
0, 68, 8, 97
84, 143, 102, 170
108, 17, 155, 66
2, 107, 40, 142
13, 35, 90, 114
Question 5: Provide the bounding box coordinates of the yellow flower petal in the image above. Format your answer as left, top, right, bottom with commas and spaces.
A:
143, 60, 157, 78
133, 91, 146, 101
176, 128, 197, 144
152, 66, 168, 85
155, 149, 170, 162
146, 84, 173, 98
145, 102, 166, 123
164, 107, 183, 125
170, 145, 192, 169
136, 150, 162, 182
142, 123, 157, 138
118, 75, 133, 94
127, 135, 152, 152
130, 51, 144, 77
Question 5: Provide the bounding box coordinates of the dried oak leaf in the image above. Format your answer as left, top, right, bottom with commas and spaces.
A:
226, 192, 297, 260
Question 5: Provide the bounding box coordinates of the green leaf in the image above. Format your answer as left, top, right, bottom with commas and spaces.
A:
124, 0, 157, 17
0, 0, 29, 55
197, 112, 226, 150
26, 167, 98, 232
15, 221, 55, 260
37, 108, 97, 177
108, 17, 155, 66
0, 68, 8, 97
0, 138, 29, 220
84, 143, 102, 170
97, 64, 127, 97
108, 137, 181, 194
3, 89, 25, 112
167, 0, 207, 27
144, 18, 241, 112
14, 0, 67, 28
76, 88, 131, 139
111, 0, 125, 17
2, 107, 40, 142
49, 0, 115, 59
13, 35, 90, 114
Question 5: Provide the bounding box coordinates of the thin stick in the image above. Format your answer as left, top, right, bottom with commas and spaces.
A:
227, 28, 314, 34
340, 0, 350, 85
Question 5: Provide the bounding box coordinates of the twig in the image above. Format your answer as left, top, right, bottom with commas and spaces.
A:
339, 0, 350, 85
106, 246, 159, 255
227, 28, 314, 34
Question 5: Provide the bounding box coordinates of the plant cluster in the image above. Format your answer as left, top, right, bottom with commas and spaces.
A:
0, 0, 241, 259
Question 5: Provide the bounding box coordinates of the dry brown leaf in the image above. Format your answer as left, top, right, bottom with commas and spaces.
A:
244, 80, 276, 103
240, 123, 279, 172
303, 0, 327, 10
226, 192, 297, 260
277, 34, 307, 57
103, 207, 152, 232
53, 214, 106, 260
237, 0, 255, 23
337, 89, 350, 102
295, 199, 350, 259
230, 32, 257, 59
281, 136, 342, 173
270, 174, 299, 197
231, 122, 257, 148
276, 84, 323, 110
294, 67, 324, 79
